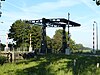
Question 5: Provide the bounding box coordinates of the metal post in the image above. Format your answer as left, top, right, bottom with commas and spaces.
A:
62, 25, 67, 53
96, 22, 98, 51
67, 13, 71, 54
65, 13, 71, 55
93, 24, 95, 53
94, 21, 98, 51
40, 18, 47, 54
68, 13, 70, 48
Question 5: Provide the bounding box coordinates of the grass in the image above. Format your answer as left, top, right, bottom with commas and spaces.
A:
0, 54, 100, 75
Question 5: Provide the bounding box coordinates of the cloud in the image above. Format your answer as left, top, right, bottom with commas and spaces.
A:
3, 0, 82, 23
6, 1, 24, 11
23, 0, 80, 13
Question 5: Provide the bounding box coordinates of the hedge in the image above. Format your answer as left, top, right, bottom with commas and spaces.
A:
0, 56, 7, 65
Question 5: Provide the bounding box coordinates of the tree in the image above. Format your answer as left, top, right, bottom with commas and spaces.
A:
52, 29, 62, 53
52, 29, 76, 53
73, 44, 84, 52
8, 20, 42, 51
46, 36, 52, 53
96, 0, 100, 5
31, 25, 42, 50
0, 43, 6, 51
9, 20, 30, 47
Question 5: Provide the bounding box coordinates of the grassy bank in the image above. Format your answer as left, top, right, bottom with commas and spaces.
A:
0, 54, 100, 75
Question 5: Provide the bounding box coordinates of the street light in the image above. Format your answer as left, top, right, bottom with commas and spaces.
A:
94, 21, 98, 51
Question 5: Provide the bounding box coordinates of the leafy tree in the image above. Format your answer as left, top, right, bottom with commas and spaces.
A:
0, 43, 6, 51
46, 36, 52, 53
31, 25, 42, 50
52, 29, 62, 53
8, 20, 30, 47
52, 29, 76, 53
8, 20, 42, 51
77, 44, 83, 50
73, 44, 84, 52
96, 0, 100, 5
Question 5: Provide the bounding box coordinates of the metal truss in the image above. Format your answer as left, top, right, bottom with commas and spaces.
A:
26, 18, 81, 27
26, 18, 81, 54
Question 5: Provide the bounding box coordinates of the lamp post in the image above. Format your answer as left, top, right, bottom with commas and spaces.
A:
94, 21, 98, 51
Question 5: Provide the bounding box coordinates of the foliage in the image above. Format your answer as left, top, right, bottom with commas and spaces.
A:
0, 56, 7, 65
31, 25, 42, 50
73, 44, 84, 51
8, 20, 42, 51
0, 54, 100, 75
8, 20, 86, 53
8, 20, 30, 47
52, 29, 62, 53
96, 0, 100, 5
46, 36, 52, 53
0, 43, 6, 51
52, 29, 76, 53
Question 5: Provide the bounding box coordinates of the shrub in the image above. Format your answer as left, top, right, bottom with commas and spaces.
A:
0, 56, 7, 65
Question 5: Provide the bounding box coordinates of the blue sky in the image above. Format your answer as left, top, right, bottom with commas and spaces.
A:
0, 0, 100, 49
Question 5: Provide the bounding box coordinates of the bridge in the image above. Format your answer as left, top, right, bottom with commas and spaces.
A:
26, 18, 81, 54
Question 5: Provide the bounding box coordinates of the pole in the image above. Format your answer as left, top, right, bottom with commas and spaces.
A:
94, 21, 98, 51
65, 13, 71, 55
68, 13, 70, 49
62, 25, 67, 53
96, 22, 98, 51
41, 18, 47, 54
29, 33, 32, 52
93, 24, 95, 53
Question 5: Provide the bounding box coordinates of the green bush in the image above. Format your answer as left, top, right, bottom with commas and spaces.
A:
0, 56, 7, 65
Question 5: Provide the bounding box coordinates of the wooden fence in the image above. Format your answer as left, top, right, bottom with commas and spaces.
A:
0, 51, 24, 62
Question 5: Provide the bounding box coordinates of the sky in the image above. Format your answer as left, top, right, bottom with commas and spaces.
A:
0, 0, 100, 49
